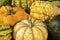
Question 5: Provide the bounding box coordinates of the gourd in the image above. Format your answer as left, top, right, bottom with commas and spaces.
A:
0, 25, 12, 40
13, 16, 48, 40
51, 1, 60, 7
47, 0, 60, 7
30, 1, 60, 21
12, 0, 42, 12
0, 0, 11, 7
0, 6, 29, 26
48, 14, 60, 40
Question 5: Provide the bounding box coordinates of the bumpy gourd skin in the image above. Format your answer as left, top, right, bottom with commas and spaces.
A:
0, 25, 12, 40
30, 1, 60, 21
48, 14, 60, 40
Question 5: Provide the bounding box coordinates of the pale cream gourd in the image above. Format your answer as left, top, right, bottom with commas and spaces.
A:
13, 16, 48, 40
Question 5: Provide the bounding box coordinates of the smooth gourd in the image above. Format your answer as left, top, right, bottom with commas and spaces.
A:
13, 16, 48, 40
48, 14, 60, 40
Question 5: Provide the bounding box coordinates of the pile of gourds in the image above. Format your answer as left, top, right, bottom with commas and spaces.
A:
0, 0, 60, 40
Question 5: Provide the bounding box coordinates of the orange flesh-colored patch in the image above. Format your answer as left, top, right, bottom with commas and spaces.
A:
32, 29, 35, 40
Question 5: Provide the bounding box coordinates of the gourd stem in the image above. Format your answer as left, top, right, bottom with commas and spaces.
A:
28, 16, 33, 28
8, 9, 14, 15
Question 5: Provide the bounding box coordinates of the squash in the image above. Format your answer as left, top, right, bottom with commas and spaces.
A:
30, 1, 60, 21
0, 0, 11, 7
13, 16, 48, 40
0, 6, 29, 26
12, 0, 42, 13
48, 14, 60, 40
0, 24, 12, 40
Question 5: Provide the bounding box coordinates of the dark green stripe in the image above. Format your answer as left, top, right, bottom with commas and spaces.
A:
0, 25, 10, 31
26, 0, 28, 8
20, 0, 22, 8
0, 29, 12, 36
13, 0, 16, 6
0, 35, 4, 37
25, 0, 30, 13
0, 33, 11, 37
0, 28, 10, 31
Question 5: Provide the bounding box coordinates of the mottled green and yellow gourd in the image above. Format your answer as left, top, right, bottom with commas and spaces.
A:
12, 0, 42, 12
0, 25, 12, 40
0, 0, 11, 7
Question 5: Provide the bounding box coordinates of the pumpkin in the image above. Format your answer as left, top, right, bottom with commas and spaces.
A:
48, 14, 60, 40
0, 6, 29, 26
13, 16, 48, 40
30, 1, 60, 21
12, 0, 43, 12
0, 25, 12, 40
0, 0, 11, 7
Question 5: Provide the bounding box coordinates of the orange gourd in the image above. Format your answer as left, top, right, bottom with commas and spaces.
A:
0, 6, 29, 26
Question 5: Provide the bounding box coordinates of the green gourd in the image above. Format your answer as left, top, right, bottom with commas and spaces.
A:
0, 25, 12, 40
48, 14, 60, 40
12, 0, 42, 13
0, 0, 11, 7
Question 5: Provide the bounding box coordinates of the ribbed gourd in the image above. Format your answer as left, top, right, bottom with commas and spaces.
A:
0, 25, 12, 40
48, 14, 60, 40
30, 1, 60, 21
12, 0, 43, 12
0, 6, 29, 26
13, 16, 48, 40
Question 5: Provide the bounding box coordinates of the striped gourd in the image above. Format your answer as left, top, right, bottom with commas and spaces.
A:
0, 25, 12, 40
0, 0, 11, 7
12, 0, 42, 12
13, 16, 48, 40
